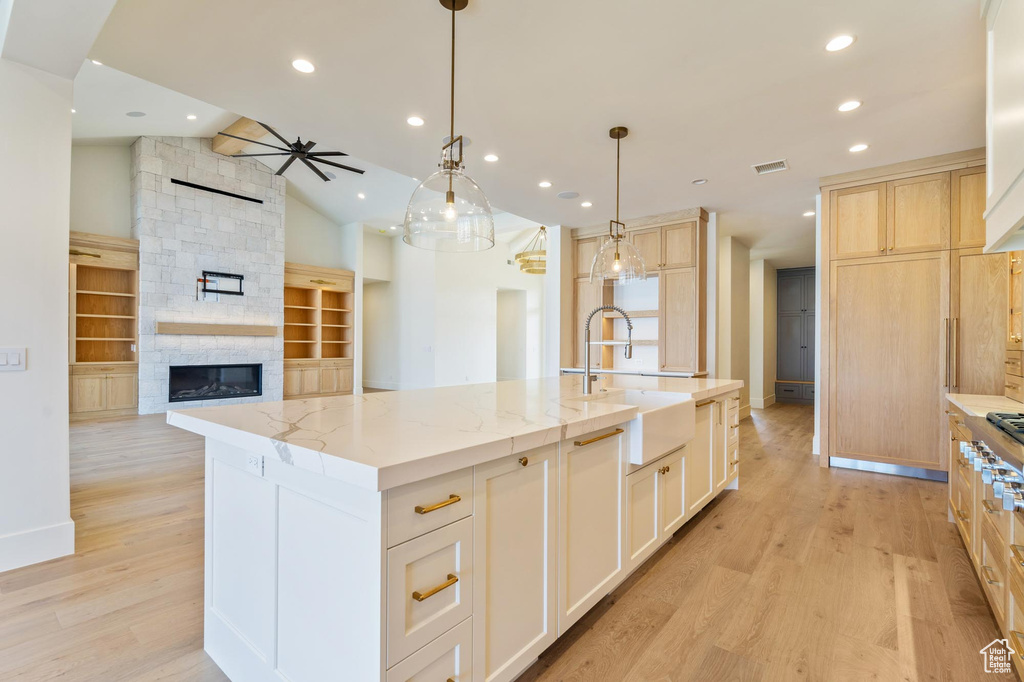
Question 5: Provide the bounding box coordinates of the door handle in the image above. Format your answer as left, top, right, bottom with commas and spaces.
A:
952, 318, 959, 389
943, 318, 949, 388
574, 428, 624, 447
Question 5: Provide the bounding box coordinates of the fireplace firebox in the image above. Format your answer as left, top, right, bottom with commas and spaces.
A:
168, 363, 262, 403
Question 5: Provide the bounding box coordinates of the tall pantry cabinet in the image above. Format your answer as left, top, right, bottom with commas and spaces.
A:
820, 150, 1006, 473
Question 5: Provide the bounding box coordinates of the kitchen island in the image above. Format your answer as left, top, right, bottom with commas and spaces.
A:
169, 374, 742, 682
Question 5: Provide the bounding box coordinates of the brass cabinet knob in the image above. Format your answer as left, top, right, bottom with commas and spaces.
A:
519, 457, 528, 467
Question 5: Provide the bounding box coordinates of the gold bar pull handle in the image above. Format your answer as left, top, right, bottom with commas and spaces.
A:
956, 508, 969, 522
952, 317, 959, 389
412, 573, 458, 602
310, 278, 337, 285
69, 250, 101, 258
1011, 544, 1024, 568
1011, 631, 1024, 660
982, 565, 1000, 586
414, 494, 461, 515
943, 318, 949, 388
695, 398, 716, 408
983, 499, 1001, 514
574, 428, 624, 447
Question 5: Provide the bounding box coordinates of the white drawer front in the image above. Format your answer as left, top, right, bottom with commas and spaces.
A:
387, 618, 472, 682
387, 517, 473, 667
388, 467, 474, 547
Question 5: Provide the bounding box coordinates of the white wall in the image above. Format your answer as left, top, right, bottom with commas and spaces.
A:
496, 290, 527, 381
717, 236, 751, 417
70, 145, 131, 238
285, 193, 345, 268
544, 225, 571, 373
749, 259, 777, 409
363, 234, 546, 391
363, 232, 392, 282
0, 58, 75, 572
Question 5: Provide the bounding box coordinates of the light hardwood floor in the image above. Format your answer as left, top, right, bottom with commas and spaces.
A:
0, 404, 1014, 680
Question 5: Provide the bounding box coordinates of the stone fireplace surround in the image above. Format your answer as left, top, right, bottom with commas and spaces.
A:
130, 136, 285, 414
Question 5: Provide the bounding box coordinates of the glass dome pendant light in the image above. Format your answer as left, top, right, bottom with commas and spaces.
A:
403, 0, 495, 252
590, 126, 647, 285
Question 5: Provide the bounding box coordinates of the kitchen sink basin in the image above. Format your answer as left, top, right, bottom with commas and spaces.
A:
571, 388, 695, 465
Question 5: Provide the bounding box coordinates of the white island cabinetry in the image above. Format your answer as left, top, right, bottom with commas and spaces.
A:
169, 375, 742, 682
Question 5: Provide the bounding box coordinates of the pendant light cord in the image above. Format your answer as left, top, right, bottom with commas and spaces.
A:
448, 4, 456, 198
615, 137, 620, 227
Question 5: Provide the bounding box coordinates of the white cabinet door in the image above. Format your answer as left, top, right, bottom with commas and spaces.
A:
658, 447, 687, 537
625, 463, 660, 572
686, 400, 715, 515
558, 426, 625, 635
473, 445, 557, 682
713, 400, 729, 492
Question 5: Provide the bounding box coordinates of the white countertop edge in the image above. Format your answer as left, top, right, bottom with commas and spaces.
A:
946, 392, 1023, 418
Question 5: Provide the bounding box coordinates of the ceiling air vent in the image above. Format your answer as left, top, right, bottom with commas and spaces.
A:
752, 159, 789, 175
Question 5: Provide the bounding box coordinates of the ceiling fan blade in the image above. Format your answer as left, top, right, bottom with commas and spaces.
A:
257, 121, 295, 149
275, 154, 299, 176
307, 151, 350, 157
215, 131, 291, 152
301, 157, 331, 182
231, 152, 292, 158
309, 157, 366, 175
302, 140, 317, 153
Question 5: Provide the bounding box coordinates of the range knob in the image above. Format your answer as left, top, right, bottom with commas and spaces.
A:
1004, 489, 1024, 512
994, 473, 1022, 497
984, 464, 1013, 485
976, 454, 1001, 473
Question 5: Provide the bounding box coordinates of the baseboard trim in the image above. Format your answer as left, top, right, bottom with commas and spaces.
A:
739, 404, 751, 421
0, 519, 75, 573
751, 394, 776, 410
362, 380, 401, 391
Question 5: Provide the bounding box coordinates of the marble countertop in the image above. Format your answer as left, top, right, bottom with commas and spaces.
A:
169, 374, 742, 491
946, 393, 1023, 418
560, 367, 709, 378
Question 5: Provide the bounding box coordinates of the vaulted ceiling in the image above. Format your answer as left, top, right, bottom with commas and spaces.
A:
90, 0, 985, 267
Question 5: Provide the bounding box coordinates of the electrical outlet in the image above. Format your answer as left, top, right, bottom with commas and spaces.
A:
246, 454, 263, 476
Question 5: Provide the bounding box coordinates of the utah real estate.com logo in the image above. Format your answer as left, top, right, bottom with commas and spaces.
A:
980, 638, 1014, 674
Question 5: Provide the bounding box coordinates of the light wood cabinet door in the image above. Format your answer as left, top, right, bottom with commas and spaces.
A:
1010, 252, 1023, 351
473, 445, 557, 682
574, 278, 605, 368
283, 368, 302, 397
574, 238, 600, 279
660, 267, 698, 372
319, 367, 353, 394
830, 183, 887, 259
686, 401, 715, 514
558, 428, 624, 634
105, 374, 137, 410
885, 172, 950, 254
658, 447, 687, 537
629, 227, 662, 270
71, 374, 107, 413
830, 251, 949, 470
625, 463, 660, 570
951, 249, 1008, 395
951, 168, 987, 249
713, 401, 730, 492
300, 368, 320, 395
662, 222, 697, 269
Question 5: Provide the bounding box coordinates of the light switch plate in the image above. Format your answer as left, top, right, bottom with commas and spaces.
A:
0, 348, 26, 371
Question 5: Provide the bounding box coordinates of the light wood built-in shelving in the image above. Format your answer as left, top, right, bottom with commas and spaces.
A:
69, 232, 140, 421
283, 262, 356, 398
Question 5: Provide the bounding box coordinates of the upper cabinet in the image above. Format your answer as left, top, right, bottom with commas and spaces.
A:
574, 237, 600, 279
830, 175, 952, 260
662, 221, 697, 268
983, 0, 1024, 251
952, 167, 987, 249
629, 228, 661, 270
886, 172, 950, 255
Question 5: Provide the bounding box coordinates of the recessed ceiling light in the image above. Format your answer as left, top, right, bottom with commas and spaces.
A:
71, 108, 76, 113
292, 59, 315, 73
581, 201, 593, 208
126, 111, 146, 117
837, 100, 861, 112
186, 114, 197, 120
484, 154, 499, 163
557, 191, 579, 199
357, 192, 366, 199
390, 225, 398, 230
91, 59, 103, 66
825, 35, 856, 52
803, 211, 816, 217
538, 181, 552, 188
849, 143, 869, 152
692, 178, 708, 185
407, 116, 424, 127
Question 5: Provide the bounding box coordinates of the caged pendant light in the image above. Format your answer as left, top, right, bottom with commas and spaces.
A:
403, 0, 495, 252
590, 127, 647, 285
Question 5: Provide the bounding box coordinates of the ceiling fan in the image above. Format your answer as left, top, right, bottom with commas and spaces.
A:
217, 121, 364, 181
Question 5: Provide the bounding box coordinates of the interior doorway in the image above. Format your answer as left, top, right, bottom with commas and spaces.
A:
496, 289, 527, 381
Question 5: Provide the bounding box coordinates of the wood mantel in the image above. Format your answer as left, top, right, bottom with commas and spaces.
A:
155, 322, 279, 337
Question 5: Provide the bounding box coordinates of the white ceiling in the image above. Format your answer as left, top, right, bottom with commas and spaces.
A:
71, 59, 541, 236
90, 0, 985, 267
